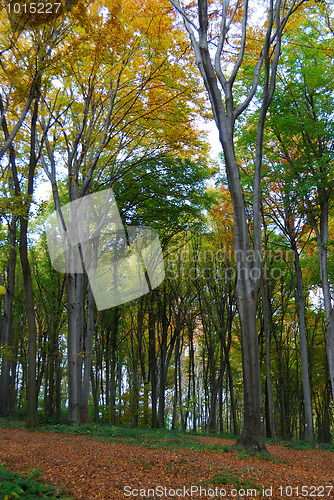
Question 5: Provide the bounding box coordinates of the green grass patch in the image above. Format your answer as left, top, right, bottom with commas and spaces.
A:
37, 423, 235, 453
0, 463, 73, 499
280, 440, 334, 452
3, 418, 331, 455
201, 469, 262, 493
237, 449, 283, 463
0, 419, 25, 430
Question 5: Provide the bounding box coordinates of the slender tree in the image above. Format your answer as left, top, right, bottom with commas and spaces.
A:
169, 0, 307, 451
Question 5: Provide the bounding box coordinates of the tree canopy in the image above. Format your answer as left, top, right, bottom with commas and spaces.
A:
0, 0, 333, 452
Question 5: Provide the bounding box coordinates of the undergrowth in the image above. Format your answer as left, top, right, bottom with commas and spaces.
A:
280, 440, 334, 452
1, 417, 333, 454
0, 464, 73, 499
201, 468, 262, 493
40, 423, 233, 453
237, 449, 284, 463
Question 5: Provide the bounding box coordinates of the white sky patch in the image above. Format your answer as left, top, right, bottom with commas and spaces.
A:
309, 288, 325, 309
204, 120, 221, 162
35, 180, 52, 203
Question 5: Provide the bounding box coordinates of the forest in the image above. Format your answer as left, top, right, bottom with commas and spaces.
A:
0, 0, 334, 466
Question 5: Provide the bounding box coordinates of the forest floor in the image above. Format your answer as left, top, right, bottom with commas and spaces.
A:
0, 424, 333, 500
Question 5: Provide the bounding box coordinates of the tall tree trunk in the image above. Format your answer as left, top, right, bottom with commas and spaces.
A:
261, 265, 276, 439
169, 0, 304, 452
158, 323, 167, 429
105, 326, 110, 407
172, 331, 180, 430
131, 300, 144, 428
236, 285, 264, 450
178, 345, 185, 431
0, 215, 17, 416
227, 357, 238, 436
81, 284, 95, 422
47, 334, 54, 419
55, 350, 62, 421
110, 308, 119, 425
131, 346, 139, 428
188, 326, 197, 431
311, 199, 334, 405
206, 358, 226, 433
149, 294, 158, 428
292, 246, 314, 441
90, 367, 99, 423
20, 204, 39, 428
66, 271, 85, 425
20, 97, 40, 429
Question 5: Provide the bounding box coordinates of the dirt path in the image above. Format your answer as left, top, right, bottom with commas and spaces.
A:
0, 427, 333, 499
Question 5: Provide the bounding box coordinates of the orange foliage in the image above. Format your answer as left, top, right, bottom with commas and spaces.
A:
210, 185, 235, 259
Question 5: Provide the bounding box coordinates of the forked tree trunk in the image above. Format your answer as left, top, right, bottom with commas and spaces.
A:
224, 142, 265, 451
169, 0, 306, 452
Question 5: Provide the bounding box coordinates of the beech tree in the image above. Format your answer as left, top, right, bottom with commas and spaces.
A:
37, 0, 211, 425
169, 0, 309, 451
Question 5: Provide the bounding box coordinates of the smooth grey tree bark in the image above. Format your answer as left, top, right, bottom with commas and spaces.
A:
1, 85, 40, 427
81, 283, 95, 422
149, 293, 158, 428
310, 195, 334, 406
20, 96, 40, 428
0, 215, 17, 416
291, 245, 314, 441
261, 264, 276, 440
65, 271, 85, 425
0, 99, 19, 417
169, 0, 307, 451
4, 85, 41, 427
